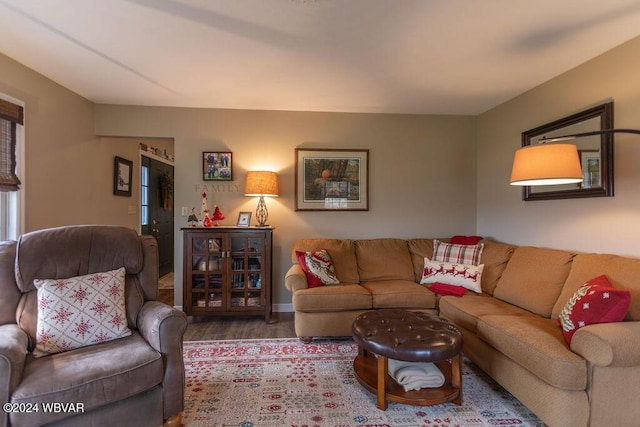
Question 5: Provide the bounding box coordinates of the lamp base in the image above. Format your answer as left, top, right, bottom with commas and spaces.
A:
255, 196, 269, 227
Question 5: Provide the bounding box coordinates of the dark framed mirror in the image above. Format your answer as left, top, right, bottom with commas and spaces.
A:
521, 102, 614, 201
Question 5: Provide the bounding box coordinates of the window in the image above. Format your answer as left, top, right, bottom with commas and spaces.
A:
0, 95, 24, 241
141, 164, 149, 227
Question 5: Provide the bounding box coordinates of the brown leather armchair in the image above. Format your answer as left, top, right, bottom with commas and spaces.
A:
0, 225, 187, 427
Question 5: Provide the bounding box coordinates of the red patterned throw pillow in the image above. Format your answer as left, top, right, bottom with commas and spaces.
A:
558, 275, 631, 345
33, 267, 132, 357
295, 249, 340, 288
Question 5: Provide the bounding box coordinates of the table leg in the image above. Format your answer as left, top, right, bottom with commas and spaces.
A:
451, 353, 462, 405
376, 355, 388, 410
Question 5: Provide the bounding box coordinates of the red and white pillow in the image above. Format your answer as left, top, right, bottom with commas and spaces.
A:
420, 258, 484, 293
433, 239, 484, 266
296, 249, 340, 288
558, 275, 630, 345
33, 267, 132, 357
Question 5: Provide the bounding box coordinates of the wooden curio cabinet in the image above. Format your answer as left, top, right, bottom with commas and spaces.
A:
182, 226, 273, 323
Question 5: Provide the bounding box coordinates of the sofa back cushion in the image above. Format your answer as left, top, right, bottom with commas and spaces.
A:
291, 239, 359, 284
408, 239, 439, 282
355, 238, 413, 281
478, 241, 517, 295
552, 253, 640, 320
493, 247, 575, 317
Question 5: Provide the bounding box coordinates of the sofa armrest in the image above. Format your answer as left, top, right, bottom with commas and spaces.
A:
285, 264, 308, 293
137, 301, 188, 420
571, 321, 640, 367
0, 324, 29, 408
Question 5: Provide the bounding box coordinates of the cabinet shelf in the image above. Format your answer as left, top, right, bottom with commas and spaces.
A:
182, 227, 273, 323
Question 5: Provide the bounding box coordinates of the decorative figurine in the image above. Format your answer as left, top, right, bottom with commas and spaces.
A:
201, 192, 213, 227
211, 206, 225, 226
187, 208, 198, 227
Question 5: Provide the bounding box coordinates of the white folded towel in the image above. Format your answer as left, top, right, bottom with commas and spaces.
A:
387, 358, 445, 392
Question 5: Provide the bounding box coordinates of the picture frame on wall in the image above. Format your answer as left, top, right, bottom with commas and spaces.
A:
237, 211, 252, 227
203, 152, 232, 181
295, 148, 369, 211
113, 156, 133, 197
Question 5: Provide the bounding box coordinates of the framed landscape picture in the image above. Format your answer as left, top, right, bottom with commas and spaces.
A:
295, 148, 369, 211
203, 152, 232, 181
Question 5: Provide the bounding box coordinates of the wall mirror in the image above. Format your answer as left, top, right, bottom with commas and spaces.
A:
521, 102, 614, 201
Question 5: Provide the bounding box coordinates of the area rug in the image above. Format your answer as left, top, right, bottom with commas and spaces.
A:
182, 338, 544, 427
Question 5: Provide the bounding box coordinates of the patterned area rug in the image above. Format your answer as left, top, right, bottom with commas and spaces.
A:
182, 338, 545, 427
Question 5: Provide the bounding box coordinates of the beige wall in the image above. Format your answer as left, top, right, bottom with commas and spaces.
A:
477, 36, 640, 257
0, 53, 159, 231
95, 106, 478, 307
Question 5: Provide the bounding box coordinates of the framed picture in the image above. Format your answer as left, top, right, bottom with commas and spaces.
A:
113, 156, 133, 197
203, 152, 232, 181
295, 148, 369, 211
237, 211, 252, 227
579, 150, 601, 189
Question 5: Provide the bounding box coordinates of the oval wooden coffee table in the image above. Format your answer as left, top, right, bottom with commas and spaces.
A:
352, 309, 463, 410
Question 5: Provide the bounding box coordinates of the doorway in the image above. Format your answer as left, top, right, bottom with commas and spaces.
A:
141, 155, 174, 277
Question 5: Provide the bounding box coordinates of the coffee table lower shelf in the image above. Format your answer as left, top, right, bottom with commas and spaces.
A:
353, 349, 462, 410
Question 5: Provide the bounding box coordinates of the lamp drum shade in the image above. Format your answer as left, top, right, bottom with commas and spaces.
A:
510, 144, 584, 186
245, 171, 279, 196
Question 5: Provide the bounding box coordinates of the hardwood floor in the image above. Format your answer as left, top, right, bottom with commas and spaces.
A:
157, 288, 296, 341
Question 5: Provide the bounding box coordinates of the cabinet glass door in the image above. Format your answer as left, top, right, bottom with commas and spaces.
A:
229, 235, 263, 308
191, 237, 224, 309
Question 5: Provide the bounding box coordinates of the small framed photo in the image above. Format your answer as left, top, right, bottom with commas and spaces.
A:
203, 152, 232, 181
237, 212, 252, 227
113, 156, 133, 197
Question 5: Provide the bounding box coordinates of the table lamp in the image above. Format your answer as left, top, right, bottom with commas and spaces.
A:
244, 171, 279, 226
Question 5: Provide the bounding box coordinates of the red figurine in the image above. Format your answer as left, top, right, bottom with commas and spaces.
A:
211, 206, 225, 226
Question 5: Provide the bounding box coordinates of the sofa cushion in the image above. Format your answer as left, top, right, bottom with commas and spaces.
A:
558, 275, 631, 345
355, 239, 413, 281
292, 284, 372, 312
433, 239, 484, 266
291, 239, 359, 284
11, 332, 163, 426
493, 247, 575, 317
360, 280, 436, 309
552, 253, 640, 320
477, 314, 587, 390
477, 241, 516, 295
295, 249, 340, 288
439, 293, 530, 334
33, 268, 132, 357
408, 238, 438, 282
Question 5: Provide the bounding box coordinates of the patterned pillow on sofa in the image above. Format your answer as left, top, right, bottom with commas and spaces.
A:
420, 258, 484, 293
558, 275, 631, 345
296, 249, 340, 288
33, 267, 132, 357
433, 239, 484, 266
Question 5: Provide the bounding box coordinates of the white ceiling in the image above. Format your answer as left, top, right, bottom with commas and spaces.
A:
2, 0, 640, 115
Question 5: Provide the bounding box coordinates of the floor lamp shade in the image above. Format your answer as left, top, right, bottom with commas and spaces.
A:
245, 171, 279, 226
510, 144, 583, 186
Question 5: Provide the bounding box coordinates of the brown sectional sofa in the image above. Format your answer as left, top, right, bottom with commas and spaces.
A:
284, 237, 640, 427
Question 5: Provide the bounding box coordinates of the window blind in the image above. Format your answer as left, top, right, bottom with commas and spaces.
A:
0, 98, 23, 192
